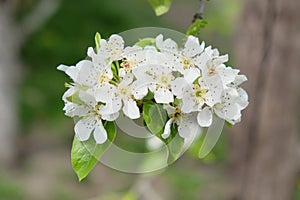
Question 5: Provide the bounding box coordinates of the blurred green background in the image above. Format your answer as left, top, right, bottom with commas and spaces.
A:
4, 0, 298, 200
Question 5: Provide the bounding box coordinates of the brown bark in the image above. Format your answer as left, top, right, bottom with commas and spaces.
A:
229, 0, 300, 199
0, 1, 21, 166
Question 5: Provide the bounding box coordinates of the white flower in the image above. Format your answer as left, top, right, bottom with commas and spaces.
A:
74, 91, 118, 144
77, 59, 113, 88
57, 60, 84, 82
61, 86, 87, 117
98, 34, 125, 62
214, 87, 248, 125
95, 73, 140, 119
173, 75, 223, 113
162, 104, 200, 139
132, 63, 175, 103
156, 34, 205, 77
118, 46, 142, 76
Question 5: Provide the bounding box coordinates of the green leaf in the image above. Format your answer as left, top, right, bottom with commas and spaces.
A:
143, 102, 184, 164
94, 32, 101, 52
148, 0, 173, 16
143, 101, 168, 137
142, 90, 154, 101
225, 120, 233, 128
166, 124, 184, 163
135, 38, 156, 48
71, 121, 116, 181
186, 19, 208, 36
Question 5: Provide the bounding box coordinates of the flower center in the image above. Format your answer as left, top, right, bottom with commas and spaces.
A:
93, 104, 103, 119
182, 58, 194, 70
99, 70, 110, 85
193, 84, 207, 103
120, 58, 133, 72
208, 66, 217, 76
157, 73, 174, 89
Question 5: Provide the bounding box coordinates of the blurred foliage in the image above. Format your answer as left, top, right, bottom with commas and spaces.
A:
0, 173, 27, 200
166, 167, 202, 200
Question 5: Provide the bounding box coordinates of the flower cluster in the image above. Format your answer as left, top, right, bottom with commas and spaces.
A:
58, 34, 248, 144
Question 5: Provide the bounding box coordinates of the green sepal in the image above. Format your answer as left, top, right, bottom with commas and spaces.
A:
186, 19, 208, 36
95, 32, 101, 52
135, 38, 156, 49
66, 91, 83, 105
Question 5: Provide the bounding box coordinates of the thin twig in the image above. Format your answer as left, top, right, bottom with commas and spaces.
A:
192, 0, 206, 22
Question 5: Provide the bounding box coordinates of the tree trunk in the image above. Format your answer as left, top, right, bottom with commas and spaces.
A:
0, 1, 21, 166
228, 0, 300, 199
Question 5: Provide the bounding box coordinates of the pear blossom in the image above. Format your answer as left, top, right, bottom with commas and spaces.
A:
98, 34, 125, 62
73, 91, 118, 144
156, 34, 205, 76
162, 104, 200, 139
95, 73, 140, 119
132, 63, 175, 103
58, 32, 249, 147
214, 87, 249, 125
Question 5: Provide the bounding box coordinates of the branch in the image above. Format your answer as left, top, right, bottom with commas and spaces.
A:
21, 0, 60, 38
192, 0, 206, 22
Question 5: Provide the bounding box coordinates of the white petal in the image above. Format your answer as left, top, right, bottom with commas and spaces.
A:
183, 68, 200, 84
183, 36, 204, 58
63, 102, 87, 117
224, 104, 241, 121
100, 97, 122, 115
102, 112, 119, 121
214, 103, 241, 122
178, 115, 199, 139
163, 104, 177, 116
194, 51, 211, 70
156, 34, 178, 52
236, 88, 249, 109
197, 107, 213, 127
154, 88, 174, 104
79, 91, 97, 107
122, 98, 140, 119
93, 121, 108, 144
217, 66, 238, 85
213, 55, 228, 66
201, 75, 223, 107
119, 68, 126, 77
121, 73, 134, 86
58, 64, 80, 81
232, 74, 248, 86
64, 103, 89, 117
171, 77, 188, 98
132, 81, 149, 99
57, 64, 68, 72
162, 118, 173, 139
94, 84, 117, 103
77, 60, 97, 86
67, 67, 80, 82
74, 117, 96, 141
62, 86, 77, 102
181, 90, 196, 113
108, 34, 124, 51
